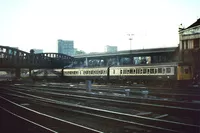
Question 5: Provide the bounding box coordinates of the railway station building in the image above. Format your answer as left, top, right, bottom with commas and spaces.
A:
179, 18, 200, 73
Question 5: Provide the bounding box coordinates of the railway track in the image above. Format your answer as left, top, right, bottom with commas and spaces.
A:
19, 82, 200, 101
1, 86, 200, 133
0, 96, 102, 133
11, 83, 200, 108
3, 86, 200, 123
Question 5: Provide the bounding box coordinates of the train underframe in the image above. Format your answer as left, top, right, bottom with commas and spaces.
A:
64, 76, 192, 89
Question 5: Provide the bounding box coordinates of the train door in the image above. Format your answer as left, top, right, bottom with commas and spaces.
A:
147, 68, 150, 75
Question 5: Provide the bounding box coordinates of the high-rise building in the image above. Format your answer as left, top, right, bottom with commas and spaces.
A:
104, 45, 117, 52
32, 49, 43, 54
58, 39, 74, 56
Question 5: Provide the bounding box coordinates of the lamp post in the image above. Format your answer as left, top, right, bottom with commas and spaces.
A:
127, 34, 134, 65
127, 34, 134, 51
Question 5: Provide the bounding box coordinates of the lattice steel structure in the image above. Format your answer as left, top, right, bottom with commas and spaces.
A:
0, 46, 74, 69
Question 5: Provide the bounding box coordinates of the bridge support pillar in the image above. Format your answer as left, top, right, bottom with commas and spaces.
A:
85, 57, 88, 67
15, 68, 21, 78
116, 56, 120, 66
61, 69, 64, 77
129, 55, 134, 65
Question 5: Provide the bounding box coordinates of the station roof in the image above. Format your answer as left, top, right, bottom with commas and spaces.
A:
74, 46, 177, 58
186, 18, 200, 29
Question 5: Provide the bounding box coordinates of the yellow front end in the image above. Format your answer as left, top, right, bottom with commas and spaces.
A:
177, 66, 193, 80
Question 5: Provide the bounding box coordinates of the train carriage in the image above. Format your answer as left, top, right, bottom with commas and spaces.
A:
63, 67, 108, 83
61, 62, 193, 88
109, 62, 192, 87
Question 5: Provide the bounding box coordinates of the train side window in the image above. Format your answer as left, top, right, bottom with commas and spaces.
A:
127, 70, 130, 74
113, 70, 115, 74
140, 69, 143, 74
155, 69, 157, 74
147, 69, 150, 74
158, 68, 162, 73
101, 70, 103, 74
150, 69, 154, 74
163, 68, 165, 74
130, 69, 133, 74
123, 69, 127, 74
166, 68, 171, 73
91, 70, 93, 74
143, 69, 146, 74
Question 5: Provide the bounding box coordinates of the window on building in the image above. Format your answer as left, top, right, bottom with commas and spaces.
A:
184, 40, 188, 49
188, 40, 193, 49
194, 39, 200, 48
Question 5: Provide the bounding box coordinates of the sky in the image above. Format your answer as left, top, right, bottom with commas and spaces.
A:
0, 0, 199, 53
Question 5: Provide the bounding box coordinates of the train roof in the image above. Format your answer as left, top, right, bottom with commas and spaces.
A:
110, 62, 191, 68
63, 62, 192, 69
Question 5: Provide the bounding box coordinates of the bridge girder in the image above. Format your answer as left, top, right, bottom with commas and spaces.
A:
0, 46, 74, 69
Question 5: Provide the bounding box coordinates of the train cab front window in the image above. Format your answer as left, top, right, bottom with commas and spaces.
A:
184, 68, 189, 74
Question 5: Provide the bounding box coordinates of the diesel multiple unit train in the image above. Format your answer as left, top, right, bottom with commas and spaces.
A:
42, 62, 193, 87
